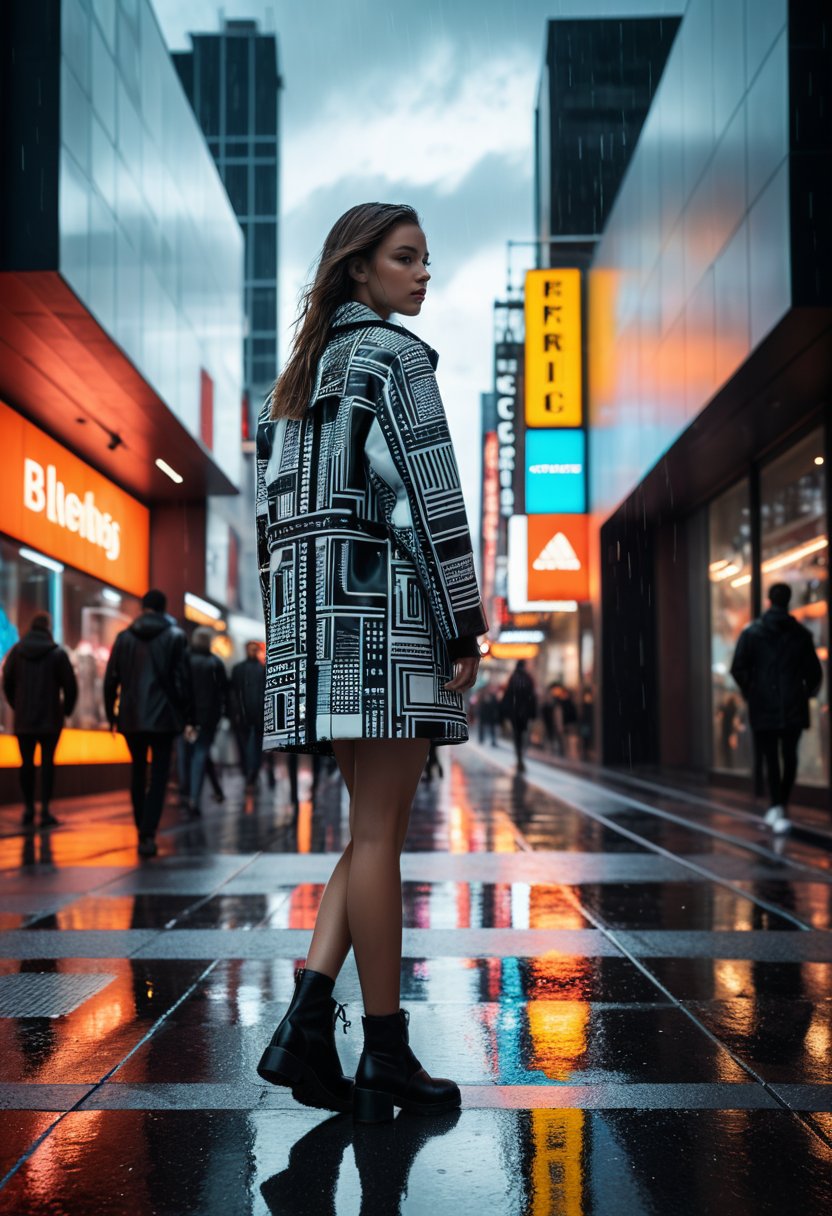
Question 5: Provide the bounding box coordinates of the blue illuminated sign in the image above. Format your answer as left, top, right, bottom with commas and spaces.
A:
525, 429, 585, 514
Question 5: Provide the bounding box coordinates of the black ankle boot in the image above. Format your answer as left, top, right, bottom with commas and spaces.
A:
353, 1009, 460, 1123
257, 967, 353, 1112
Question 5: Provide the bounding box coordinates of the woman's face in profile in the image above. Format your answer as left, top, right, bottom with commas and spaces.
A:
352, 222, 431, 319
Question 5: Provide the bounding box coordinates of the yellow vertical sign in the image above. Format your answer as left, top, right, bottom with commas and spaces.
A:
524, 268, 582, 427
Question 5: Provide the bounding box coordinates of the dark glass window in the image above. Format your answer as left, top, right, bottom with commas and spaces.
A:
254, 165, 277, 216
196, 40, 220, 135
254, 39, 277, 134
251, 287, 277, 332
759, 429, 828, 786
223, 164, 248, 216
708, 479, 752, 775
252, 356, 277, 386
225, 141, 249, 158
225, 38, 249, 136
252, 223, 277, 279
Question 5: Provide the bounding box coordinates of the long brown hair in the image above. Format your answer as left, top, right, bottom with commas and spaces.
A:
270, 202, 421, 420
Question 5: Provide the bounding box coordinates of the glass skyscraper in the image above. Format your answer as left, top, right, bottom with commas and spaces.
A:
174, 19, 282, 417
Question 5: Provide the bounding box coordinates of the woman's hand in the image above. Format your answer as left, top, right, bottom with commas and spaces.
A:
444, 657, 480, 692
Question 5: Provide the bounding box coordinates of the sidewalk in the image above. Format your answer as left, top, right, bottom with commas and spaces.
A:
521, 738, 832, 849
0, 747, 830, 1213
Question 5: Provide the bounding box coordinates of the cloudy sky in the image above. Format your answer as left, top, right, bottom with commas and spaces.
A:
154, 0, 683, 529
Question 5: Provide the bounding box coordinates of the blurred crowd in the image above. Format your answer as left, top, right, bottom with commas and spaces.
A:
468, 660, 595, 773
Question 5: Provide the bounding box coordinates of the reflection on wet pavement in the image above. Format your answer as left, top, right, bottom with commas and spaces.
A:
0, 744, 830, 1212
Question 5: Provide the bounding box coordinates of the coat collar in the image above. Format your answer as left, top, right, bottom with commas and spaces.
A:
331, 301, 385, 327
330, 301, 438, 368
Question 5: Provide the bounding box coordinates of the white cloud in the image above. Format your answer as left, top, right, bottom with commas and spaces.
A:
282, 41, 536, 212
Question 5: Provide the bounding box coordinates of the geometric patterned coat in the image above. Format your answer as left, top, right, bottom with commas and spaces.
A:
255, 301, 487, 754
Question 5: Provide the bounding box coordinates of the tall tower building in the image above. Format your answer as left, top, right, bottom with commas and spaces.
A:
174, 19, 282, 617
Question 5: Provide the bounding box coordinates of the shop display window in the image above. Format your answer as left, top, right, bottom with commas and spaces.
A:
709, 479, 753, 774
759, 429, 829, 787
61, 569, 141, 731
0, 538, 54, 734
0, 536, 140, 735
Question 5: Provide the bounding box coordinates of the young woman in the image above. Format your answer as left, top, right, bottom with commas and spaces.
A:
254, 203, 486, 1122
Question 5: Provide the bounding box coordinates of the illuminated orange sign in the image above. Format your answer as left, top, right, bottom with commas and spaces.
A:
0, 398, 150, 596
489, 642, 539, 660
524, 268, 582, 427
527, 514, 589, 601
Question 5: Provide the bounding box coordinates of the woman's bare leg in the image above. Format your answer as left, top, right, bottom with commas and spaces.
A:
348, 738, 429, 1015
304, 743, 355, 980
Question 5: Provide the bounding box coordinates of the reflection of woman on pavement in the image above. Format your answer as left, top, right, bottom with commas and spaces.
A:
254, 204, 486, 1122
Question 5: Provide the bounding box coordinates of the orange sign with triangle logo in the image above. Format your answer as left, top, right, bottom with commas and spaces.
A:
527, 514, 589, 601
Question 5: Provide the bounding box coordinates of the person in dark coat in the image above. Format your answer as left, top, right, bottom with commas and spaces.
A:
500, 660, 539, 772
477, 683, 499, 746
103, 589, 193, 856
730, 582, 823, 833
230, 641, 269, 789
178, 627, 228, 817
2, 613, 78, 828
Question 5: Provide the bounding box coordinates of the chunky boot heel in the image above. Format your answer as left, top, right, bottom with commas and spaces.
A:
257, 1044, 303, 1086
256, 967, 353, 1112
355, 1009, 461, 1121
353, 1086, 395, 1124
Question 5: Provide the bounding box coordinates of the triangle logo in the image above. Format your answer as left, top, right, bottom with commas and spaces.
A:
533, 532, 581, 571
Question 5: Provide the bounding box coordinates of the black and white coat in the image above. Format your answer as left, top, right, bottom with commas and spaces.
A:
256, 301, 487, 754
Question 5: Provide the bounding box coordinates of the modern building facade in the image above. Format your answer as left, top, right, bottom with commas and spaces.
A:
486, 15, 681, 703
587, 0, 832, 803
173, 19, 281, 620
0, 0, 245, 798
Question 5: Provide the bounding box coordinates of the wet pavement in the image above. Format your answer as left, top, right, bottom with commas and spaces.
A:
0, 741, 830, 1214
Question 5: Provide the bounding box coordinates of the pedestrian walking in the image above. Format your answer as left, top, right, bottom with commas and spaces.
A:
500, 660, 538, 772
1, 613, 77, 828
254, 203, 486, 1121
178, 627, 228, 817
540, 682, 559, 753
230, 642, 269, 790
423, 742, 444, 782
477, 682, 499, 746
104, 589, 193, 857
578, 686, 595, 762
730, 583, 823, 834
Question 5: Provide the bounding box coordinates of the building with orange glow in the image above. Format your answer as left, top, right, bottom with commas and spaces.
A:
539, 1, 832, 805
0, 0, 245, 799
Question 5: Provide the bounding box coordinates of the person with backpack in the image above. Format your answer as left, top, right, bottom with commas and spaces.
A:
104, 589, 193, 856
2, 612, 77, 828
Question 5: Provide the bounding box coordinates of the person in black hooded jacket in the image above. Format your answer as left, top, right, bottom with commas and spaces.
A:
731, 582, 823, 833
104, 589, 193, 856
2, 613, 78, 828
178, 626, 228, 816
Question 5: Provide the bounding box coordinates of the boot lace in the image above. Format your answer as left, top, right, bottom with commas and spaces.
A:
334, 1001, 351, 1035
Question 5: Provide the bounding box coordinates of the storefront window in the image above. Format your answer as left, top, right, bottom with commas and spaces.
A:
62, 568, 140, 730
709, 479, 753, 773
0, 538, 55, 734
759, 429, 829, 787
0, 536, 140, 735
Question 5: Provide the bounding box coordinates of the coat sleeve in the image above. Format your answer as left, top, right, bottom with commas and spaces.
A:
255, 401, 276, 640
365, 343, 488, 657
103, 635, 122, 725
59, 650, 78, 719
730, 629, 752, 698
804, 633, 823, 698
171, 633, 194, 724
1, 647, 17, 710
